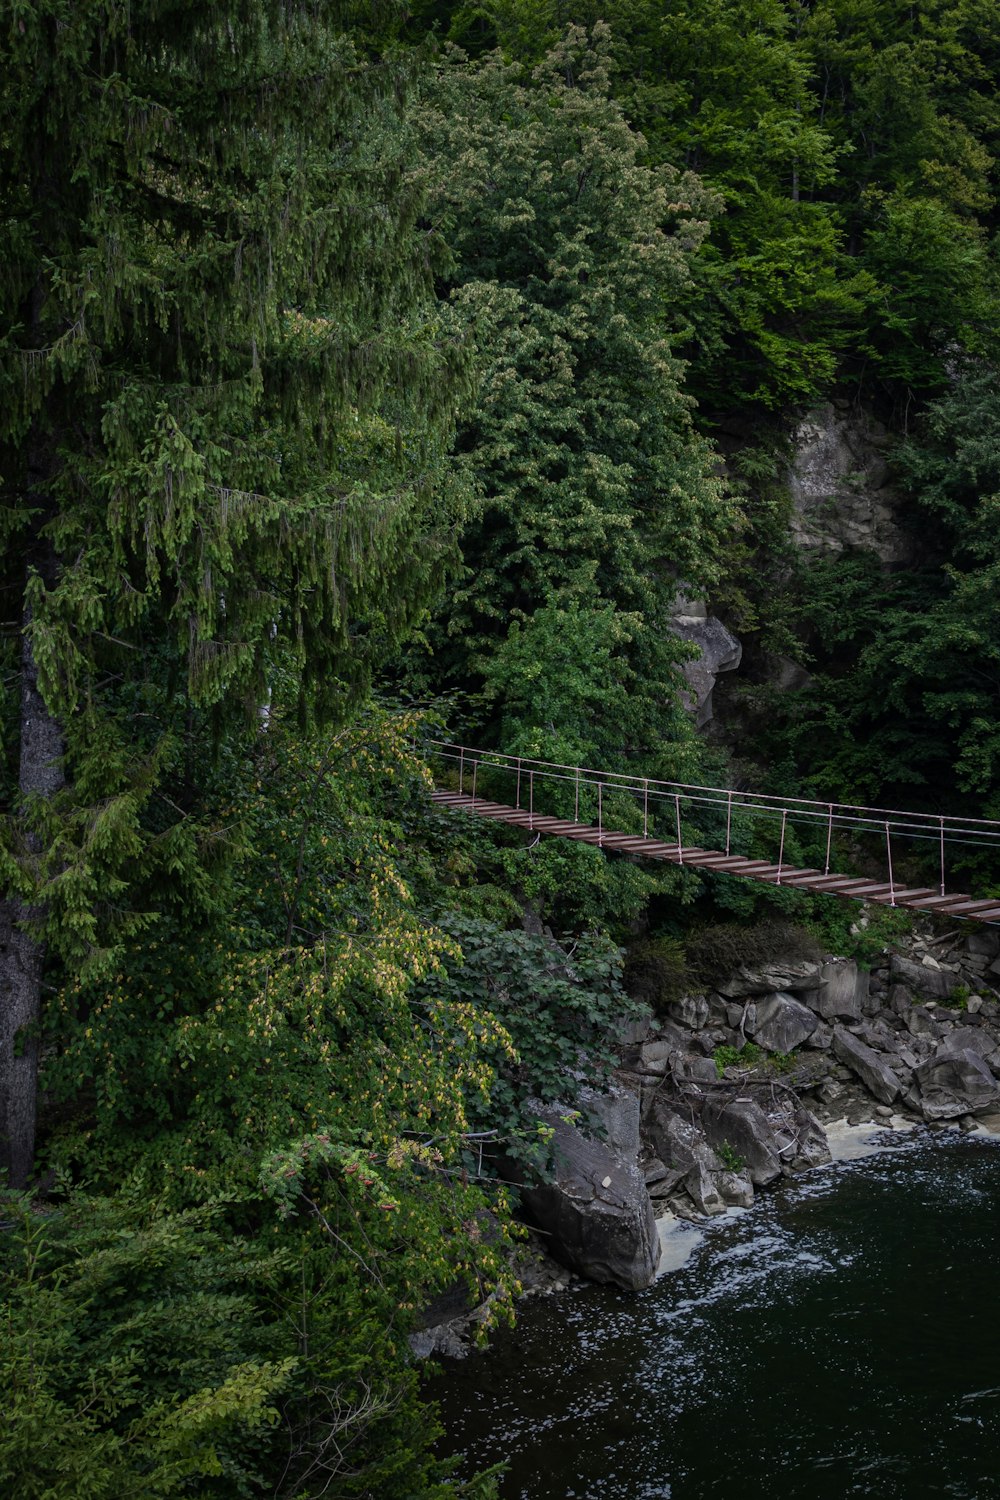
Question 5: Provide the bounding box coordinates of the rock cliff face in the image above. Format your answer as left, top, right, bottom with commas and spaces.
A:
787, 401, 916, 567
670, 594, 742, 727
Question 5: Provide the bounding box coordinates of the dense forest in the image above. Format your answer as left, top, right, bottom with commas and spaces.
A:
3, 1, 1000, 1493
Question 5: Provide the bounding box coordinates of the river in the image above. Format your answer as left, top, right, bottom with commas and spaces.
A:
429, 1130, 1000, 1498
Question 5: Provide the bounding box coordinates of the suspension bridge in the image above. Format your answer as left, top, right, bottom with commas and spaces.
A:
426, 742, 1000, 925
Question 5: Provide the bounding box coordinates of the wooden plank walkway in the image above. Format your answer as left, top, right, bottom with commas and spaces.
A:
430, 790, 1000, 924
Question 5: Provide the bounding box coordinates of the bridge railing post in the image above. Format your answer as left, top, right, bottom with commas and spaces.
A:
939, 816, 946, 897
675, 793, 683, 864
598, 781, 603, 846
529, 770, 534, 829
471, 758, 479, 809
516, 757, 522, 809
777, 809, 787, 884
825, 804, 833, 875
643, 779, 649, 839
459, 747, 465, 795
575, 769, 580, 824
725, 789, 732, 857
885, 820, 895, 905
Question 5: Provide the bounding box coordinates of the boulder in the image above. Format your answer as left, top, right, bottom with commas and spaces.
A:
701, 1096, 782, 1185
905, 1005, 942, 1039
669, 994, 710, 1030
673, 1053, 721, 1085
810, 957, 866, 1021
717, 961, 822, 998
717, 1169, 754, 1208
832, 1027, 900, 1106
789, 1105, 832, 1169
522, 1097, 660, 1290
890, 954, 958, 1003
643, 1105, 740, 1216
686, 1162, 727, 1216
966, 930, 1000, 962
671, 612, 742, 728
645, 1104, 720, 1177
578, 1083, 643, 1158
938, 1026, 996, 1061
638, 1038, 674, 1076
915, 1048, 1000, 1121
748, 991, 818, 1053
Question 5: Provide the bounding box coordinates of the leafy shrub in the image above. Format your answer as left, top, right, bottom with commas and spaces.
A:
687, 920, 822, 985
716, 1141, 745, 1173
427, 915, 643, 1169
623, 937, 691, 1010
713, 1042, 764, 1076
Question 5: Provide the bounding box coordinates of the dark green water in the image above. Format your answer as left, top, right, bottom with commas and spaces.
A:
429, 1133, 1000, 1499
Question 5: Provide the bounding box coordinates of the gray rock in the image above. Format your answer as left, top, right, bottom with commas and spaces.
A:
966, 930, 1000, 961
669, 994, 710, 1031
966, 996, 984, 1015
646, 1105, 721, 1177
717, 961, 822, 998
915, 1049, 1000, 1121
787, 402, 914, 565
938, 1027, 996, 1062
789, 1105, 831, 1169
409, 1322, 469, 1361
888, 983, 915, 1016
578, 1084, 642, 1159
717, 1169, 754, 1208
810, 957, 866, 1021
890, 954, 958, 1003
686, 1162, 727, 1216
638, 1039, 674, 1075
673, 1053, 720, 1085
803, 1021, 833, 1050
706, 994, 731, 1027
701, 1097, 782, 1185
522, 1100, 660, 1290
748, 991, 818, 1053
854, 1019, 902, 1054
671, 613, 742, 728
832, 1027, 900, 1106
905, 1005, 942, 1039
615, 1010, 655, 1048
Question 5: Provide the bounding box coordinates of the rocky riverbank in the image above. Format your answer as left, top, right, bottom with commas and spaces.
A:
516, 920, 1000, 1293
413, 919, 1000, 1355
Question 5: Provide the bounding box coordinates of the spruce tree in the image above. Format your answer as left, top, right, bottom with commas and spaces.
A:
0, 1, 462, 1185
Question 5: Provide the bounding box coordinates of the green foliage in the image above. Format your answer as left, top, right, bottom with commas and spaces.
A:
713, 1043, 764, 1076
30, 710, 520, 1494
408, 24, 736, 769
805, 901, 913, 971
1, 1191, 295, 1498
411, 1, 1000, 413
425, 914, 642, 1168
686, 919, 823, 986
0, 0, 470, 970
741, 364, 1000, 898
715, 1140, 745, 1172
623, 938, 692, 1012
943, 984, 971, 1011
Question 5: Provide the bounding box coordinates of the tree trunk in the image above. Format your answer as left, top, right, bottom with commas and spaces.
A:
0, 599, 64, 1188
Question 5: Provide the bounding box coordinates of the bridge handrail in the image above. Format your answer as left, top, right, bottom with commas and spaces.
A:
424, 739, 1000, 851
